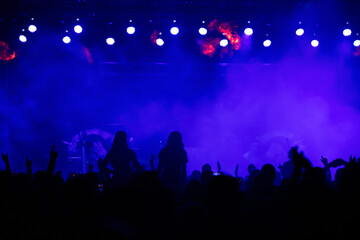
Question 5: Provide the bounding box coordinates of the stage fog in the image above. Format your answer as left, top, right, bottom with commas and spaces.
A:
1, 32, 360, 177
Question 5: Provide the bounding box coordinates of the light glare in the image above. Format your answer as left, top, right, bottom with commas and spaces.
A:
28, 25, 37, 33
244, 28, 253, 36
74, 25, 83, 34
62, 36, 71, 44
263, 39, 271, 47
199, 27, 207, 35
311, 39, 319, 47
106, 38, 115, 45
156, 38, 164, 46
343, 29, 352, 37
354, 40, 360, 47
296, 28, 304, 36
19, 35, 27, 42
127, 26, 135, 35
170, 27, 179, 35
220, 39, 228, 47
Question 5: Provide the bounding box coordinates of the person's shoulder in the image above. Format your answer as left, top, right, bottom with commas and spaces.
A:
128, 148, 136, 156
159, 147, 166, 154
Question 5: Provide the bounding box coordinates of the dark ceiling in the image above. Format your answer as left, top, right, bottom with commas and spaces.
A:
1, 0, 359, 24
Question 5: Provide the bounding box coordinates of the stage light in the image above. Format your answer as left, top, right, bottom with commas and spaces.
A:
220, 39, 228, 47
62, 36, 71, 44
263, 39, 271, 47
296, 28, 304, 36
343, 28, 351, 37
19, 35, 27, 42
244, 28, 253, 36
170, 27, 179, 35
311, 39, 319, 47
199, 27, 207, 35
106, 37, 115, 45
354, 40, 360, 47
126, 26, 135, 35
28, 24, 37, 33
74, 25, 83, 34
156, 38, 164, 46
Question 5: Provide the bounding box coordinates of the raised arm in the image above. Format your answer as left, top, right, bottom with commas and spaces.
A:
26, 156, 32, 176
1, 152, 11, 175
235, 164, 239, 179
46, 144, 58, 176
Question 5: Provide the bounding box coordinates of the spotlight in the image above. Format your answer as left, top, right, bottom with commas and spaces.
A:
106, 37, 115, 45
220, 39, 228, 47
19, 35, 27, 42
199, 27, 207, 35
263, 39, 271, 47
354, 40, 360, 47
62, 36, 71, 44
244, 28, 253, 36
296, 28, 304, 36
74, 25, 83, 34
343, 28, 352, 37
311, 39, 319, 47
156, 38, 164, 46
28, 24, 37, 33
170, 27, 179, 35
126, 26, 135, 35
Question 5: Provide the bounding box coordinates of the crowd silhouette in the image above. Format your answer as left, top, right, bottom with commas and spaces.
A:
1, 131, 360, 240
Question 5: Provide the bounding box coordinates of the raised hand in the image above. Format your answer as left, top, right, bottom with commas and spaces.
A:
26, 156, 32, 168
1, 152, 9, 164
349, 155, 356, 164
1, 152, 11, 174
26, 156, 33, 176
46, 144, 58, 176
320, 155, 328, 167
217, 161, 221, 173
50, 144, 58, 160
278, 163, 283, 170
235, 164, 239, 178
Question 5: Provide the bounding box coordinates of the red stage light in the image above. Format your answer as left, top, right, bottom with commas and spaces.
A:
0, 41, 16, 61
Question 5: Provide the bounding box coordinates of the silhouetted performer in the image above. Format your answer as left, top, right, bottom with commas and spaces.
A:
100, 131, 141, 184
154, 131, 188, 190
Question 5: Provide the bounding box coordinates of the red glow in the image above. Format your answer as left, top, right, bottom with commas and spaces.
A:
0, 41, 16, 61
228, 33, 241, 50
150, 30, 158, 44
207, 19, 220, 32
200, 20, 241, 56
354, 47, 360, 57
218, 22, 241, 50
201, 38, 220, 57
82, 47, 93, 64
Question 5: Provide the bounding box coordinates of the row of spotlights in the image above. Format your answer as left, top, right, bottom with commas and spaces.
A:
21, 24, 358, 38
18, 24, 360, 48
20, 34, 359, 48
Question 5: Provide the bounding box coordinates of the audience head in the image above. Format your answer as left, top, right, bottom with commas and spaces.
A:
166, 131, 184, 149
112, 131, 128, 149
260, 164, 276, 184
248, 164, 256, 173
